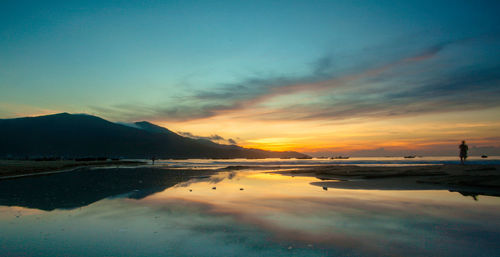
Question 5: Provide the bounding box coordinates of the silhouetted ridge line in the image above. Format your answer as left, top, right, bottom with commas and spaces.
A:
0, 113, 309, 159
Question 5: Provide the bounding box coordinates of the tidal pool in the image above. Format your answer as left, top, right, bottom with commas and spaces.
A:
1, 167, 499, 256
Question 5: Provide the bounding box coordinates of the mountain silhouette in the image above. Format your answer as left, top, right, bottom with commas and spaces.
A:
0, 113, 308, 159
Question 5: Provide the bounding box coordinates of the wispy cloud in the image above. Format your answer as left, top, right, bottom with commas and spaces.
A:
90, 36, 500, 123
253, 66, 500, 121
178, 131, 237, 145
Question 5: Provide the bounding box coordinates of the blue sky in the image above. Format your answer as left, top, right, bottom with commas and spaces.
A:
1, 0, 500, 154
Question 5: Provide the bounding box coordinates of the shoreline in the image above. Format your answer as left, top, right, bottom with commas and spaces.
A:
2, 160, 500, 198
0, 160, 147, 180
271, 164, 500, 197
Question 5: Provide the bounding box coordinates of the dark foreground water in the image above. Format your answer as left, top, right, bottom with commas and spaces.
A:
1, 164, 499, 256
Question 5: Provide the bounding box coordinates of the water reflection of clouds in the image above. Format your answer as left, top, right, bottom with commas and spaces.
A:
142, 194, 500, 256
142, 170, 500, 256
175, 173, 232, 188
2, 169, 500, 256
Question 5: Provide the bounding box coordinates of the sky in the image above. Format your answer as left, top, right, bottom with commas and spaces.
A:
1, 0, 500, 156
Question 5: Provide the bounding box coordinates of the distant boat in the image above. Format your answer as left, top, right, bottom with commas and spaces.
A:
481, 155, 488, 159
331, 156, 349, 159
404, 155, 416, 159
297, 156, 313, 159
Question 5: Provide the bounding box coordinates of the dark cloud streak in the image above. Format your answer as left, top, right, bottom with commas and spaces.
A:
259, 66, 500, 121
178, 131, 237, 145
90, 36, 500, 123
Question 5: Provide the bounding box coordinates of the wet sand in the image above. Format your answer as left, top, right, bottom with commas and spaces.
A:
0, 166, 218, 211
0, 160, 146, 179
2, 161, 500, 198
272, 164, 500, 197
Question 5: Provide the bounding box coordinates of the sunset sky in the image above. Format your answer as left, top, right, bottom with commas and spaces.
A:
1, 0, 500, 155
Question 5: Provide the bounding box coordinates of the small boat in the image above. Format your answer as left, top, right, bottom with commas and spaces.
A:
404, 155, 416, 159
481, 155, 488, 158
331, 156, 349, 159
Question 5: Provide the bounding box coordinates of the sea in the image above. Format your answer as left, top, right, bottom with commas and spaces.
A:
153, 155, 500, 168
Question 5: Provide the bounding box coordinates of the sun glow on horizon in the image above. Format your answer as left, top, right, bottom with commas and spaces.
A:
152, 107, 500, 155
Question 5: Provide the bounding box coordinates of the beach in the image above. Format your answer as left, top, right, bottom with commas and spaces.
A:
272, 164, 500, 198
0, 159, 146, 179
3, 158, 499, 198
2, 159, 500, 193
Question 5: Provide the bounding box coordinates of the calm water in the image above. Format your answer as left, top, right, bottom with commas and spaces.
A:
1, 163, 499, 256
154, 156, 500, 168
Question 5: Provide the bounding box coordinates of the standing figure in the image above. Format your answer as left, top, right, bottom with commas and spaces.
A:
459, 141, 468, 164
152, 156, 156, 165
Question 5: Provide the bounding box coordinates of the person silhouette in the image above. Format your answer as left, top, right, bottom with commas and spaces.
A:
459, 141, 468, 164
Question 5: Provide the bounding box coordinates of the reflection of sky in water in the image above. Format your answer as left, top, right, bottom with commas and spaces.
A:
1, 170, 500, 256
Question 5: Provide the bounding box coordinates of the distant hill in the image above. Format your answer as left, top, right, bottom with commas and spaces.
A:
0, 113, 309, 159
